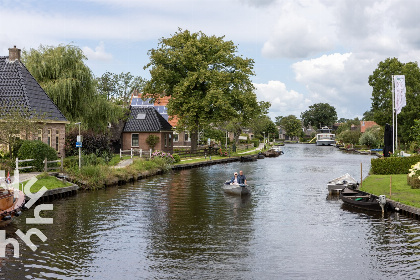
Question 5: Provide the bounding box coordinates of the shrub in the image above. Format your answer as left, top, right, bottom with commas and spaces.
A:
250, 139, 259, 148
151, 150, 174, 165
146, 135, 160, 150
63, 157, 79, 170
172, 154, 181, 163
371, 155, 420, 175
408, 162, 420, 188
359, 131, 378, 148
337, 130, 361, 145
17, 140, 58, 172
65, 128, 112, 157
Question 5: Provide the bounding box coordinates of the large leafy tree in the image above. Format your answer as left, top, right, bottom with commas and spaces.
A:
0, 108, 43, 158
249, 115, 277, 140
300, 103, 337, 129
143, 29, 263, 151
275, 116, 283, 126
23, 44, 125, 131
368, 57, 420, 142
96, 72, 145, 107
279, 115, 302, 139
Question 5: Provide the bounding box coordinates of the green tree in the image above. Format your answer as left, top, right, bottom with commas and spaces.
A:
368, 57, 420, 142
226, 101, 270, 145
300, 103, 337, 129
97, 72, 145, 107
362, 109, 374, 121
23, 44, 125, 131
359, 131, 377, 148
335, 118, 360, 135
249, 115, 276, 140
337, 130, 361, 145
275, 116, 283, 126
0, 108, 44, 158
279, 115, 302, 139
143, 29, 263, 151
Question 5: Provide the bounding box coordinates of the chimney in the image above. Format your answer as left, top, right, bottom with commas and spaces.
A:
8, 46, 21, 61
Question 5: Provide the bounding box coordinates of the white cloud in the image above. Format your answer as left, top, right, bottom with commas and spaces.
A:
261, 1, 335, 58
292, 52, 377, 118
82, 42, 113, 61
254, 80, 311, 118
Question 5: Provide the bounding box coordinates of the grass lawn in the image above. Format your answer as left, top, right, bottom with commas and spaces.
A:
174, 148, 265, 165
22, 175, 73, 194
361, 174, 420, 208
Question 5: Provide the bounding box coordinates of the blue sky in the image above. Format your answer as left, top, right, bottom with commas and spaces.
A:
2, 0, 420, 121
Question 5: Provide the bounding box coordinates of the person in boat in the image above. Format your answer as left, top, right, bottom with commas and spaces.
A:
237, 170, 247, 185
230, 172, 239, 184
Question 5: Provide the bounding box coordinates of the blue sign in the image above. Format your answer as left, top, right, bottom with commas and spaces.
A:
76, 141, 82, 148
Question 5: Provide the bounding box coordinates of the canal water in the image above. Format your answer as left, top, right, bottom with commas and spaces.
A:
1, 144, 420, 279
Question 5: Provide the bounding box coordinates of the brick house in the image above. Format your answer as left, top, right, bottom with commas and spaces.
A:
130, 94, 191, 147
122, 107, 173, 153
0, 46, 69, 156
360, 121, 378, 133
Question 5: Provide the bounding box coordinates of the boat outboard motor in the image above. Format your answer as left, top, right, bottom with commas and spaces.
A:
378, 195, 387, 213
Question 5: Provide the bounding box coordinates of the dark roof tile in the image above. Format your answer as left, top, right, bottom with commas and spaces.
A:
123, 107, 172, 132
0, 56, 67, 122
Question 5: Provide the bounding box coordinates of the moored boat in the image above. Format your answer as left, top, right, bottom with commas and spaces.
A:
327, 173, 358, 194
223, 182, 250, 196
0, 187, 25, 226
316, 126, 335, 146
339, 187, 387, 212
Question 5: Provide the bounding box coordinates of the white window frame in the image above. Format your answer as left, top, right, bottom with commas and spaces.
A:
131, 133, 139, 147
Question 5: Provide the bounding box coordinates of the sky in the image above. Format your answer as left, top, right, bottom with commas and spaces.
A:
1, 0, 420, 121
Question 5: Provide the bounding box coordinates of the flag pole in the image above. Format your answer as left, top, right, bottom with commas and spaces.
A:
392, 75, 395, 154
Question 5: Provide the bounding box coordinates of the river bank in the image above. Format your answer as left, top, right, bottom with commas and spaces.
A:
6, 143, 420, 279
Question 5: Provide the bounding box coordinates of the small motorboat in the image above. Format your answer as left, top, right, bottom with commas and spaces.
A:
223, 181, 250, 196
339, 187, 387, 212
0, 187, 25, 227
327, 173, 358, 194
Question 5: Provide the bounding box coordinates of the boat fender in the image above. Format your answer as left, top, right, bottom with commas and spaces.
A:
2, 215, 11, 221
15, 211, 22, 217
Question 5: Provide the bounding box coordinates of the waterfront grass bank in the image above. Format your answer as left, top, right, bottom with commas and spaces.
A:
361, 174, 420, 208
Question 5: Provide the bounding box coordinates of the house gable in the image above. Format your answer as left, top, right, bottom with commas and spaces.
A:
0, 51, 67, 122
123, 107, 172, 133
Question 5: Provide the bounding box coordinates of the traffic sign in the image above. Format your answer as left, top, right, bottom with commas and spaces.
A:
76, 141, 82, 148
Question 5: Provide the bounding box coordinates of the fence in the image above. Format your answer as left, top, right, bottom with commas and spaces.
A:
120, 148, 153, 159
44, 157, 64, 173
15, 158, 34, 171
174, 147, 222, 158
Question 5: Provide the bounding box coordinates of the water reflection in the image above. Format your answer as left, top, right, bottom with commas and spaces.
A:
0, 144, 420, 279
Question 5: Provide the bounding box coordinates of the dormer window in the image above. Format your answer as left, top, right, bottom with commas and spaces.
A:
136, 113, 146, 119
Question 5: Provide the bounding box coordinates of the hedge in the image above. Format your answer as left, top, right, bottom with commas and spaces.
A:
17, 140, 58, 172
371, 155, 420, 175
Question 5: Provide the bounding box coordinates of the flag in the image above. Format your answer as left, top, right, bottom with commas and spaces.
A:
394, 75, 406, 115
5, 171, 11, 184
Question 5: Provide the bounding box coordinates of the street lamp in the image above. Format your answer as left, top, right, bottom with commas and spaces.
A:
75, 122, 81, 169
263, 131, 265, 144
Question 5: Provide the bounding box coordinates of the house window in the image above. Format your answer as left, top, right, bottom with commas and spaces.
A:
37, 129, 43, 141
47, 129, 52, 147
185, 132, 190, 142
168, 134, 172, 147
55, 130, 59, 151
173, 132, 179, 142
132, 133, 139, 147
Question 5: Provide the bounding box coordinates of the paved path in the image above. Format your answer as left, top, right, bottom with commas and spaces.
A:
113, 158, 133, 168
237, 143, 265, 154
